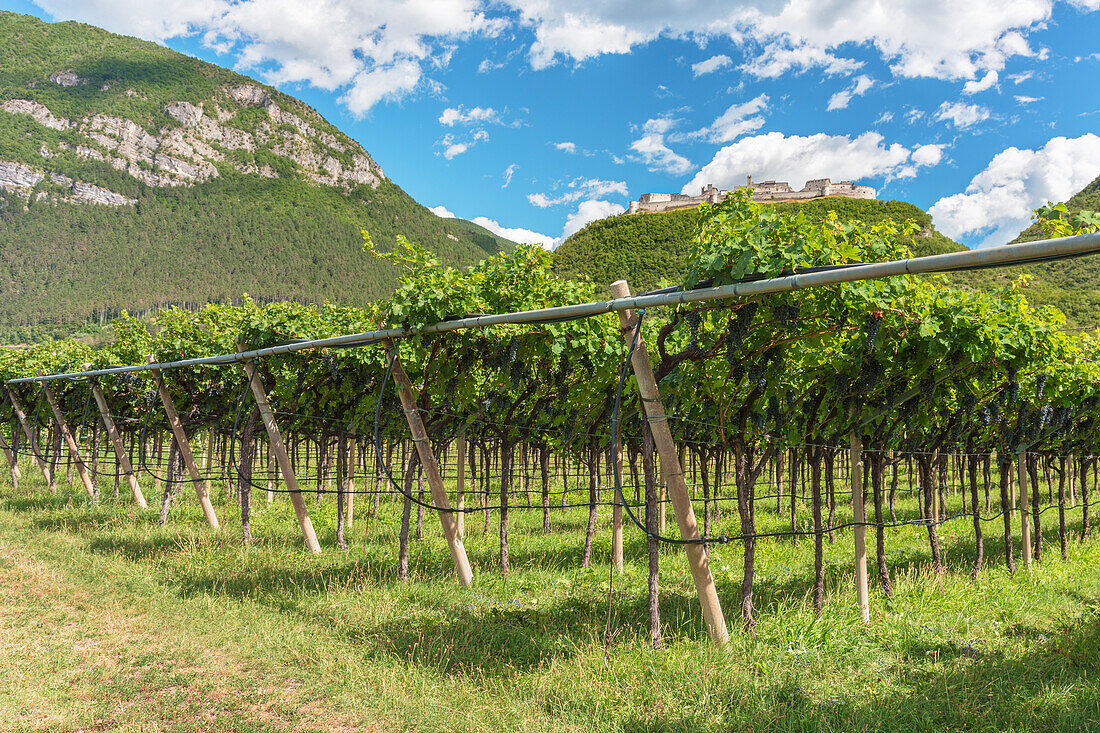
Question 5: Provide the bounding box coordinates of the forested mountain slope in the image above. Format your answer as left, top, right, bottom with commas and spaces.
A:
0, 11, 513, 342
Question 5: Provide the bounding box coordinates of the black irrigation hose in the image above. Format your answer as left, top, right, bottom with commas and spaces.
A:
136, 385, 228, 485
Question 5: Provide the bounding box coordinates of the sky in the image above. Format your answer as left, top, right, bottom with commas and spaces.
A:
5, 0, 1100, 249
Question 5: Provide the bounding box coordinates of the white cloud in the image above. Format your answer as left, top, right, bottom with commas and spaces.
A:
1015, 95, 1042, 104
741, 41, 863, 79
555, 141, 577, 153
630, 117, 693, 175
429, 204, 456, 218
911, 144, 945, 167
692, 54, 732, 76
962, 70, 999, 94
439, 105, 503, 126
685, 94, 769, 143
502, 163, 518, 188
682, 130, 942, 193
934, 101, 991, 128
561, 199, 625, 239
929, 134, 1100, 247
528, 177, 629, 207
826, 75, 874, 111
1009, 70, 1035, 84
338, 60, 422, 115
35, 0, 493, 115
874, 111, 894, 124
443, 142, 468, 159
470, 216, 556, 248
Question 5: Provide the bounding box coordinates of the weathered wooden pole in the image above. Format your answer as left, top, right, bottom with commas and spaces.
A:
238, 346, 321, 554
1018, 451, 1033, 568
344, 437, 356, 531
851, 429, 870, 624
39, 377, 96, 498
5, 388, 51, 486
87, 373, 147, 508
456, 430, 466, 541
382, 339, 474, 588
0, 426, 20, 486
610, 280, 728, 646
612, 440, 624, 573
147, 356, 220, 530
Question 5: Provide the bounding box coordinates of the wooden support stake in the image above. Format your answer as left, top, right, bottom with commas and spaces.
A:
147, 356, 220, 530
456, 430, 466, 541
612, 440, 624, 573
610, 280, 728, 646
851, 430, 870, 624
345, 438, 355, 530
1018, 451, 1032, 568
382, 339, 474, 588
0, 426, 20, 485
88, 374, 147, 508
5, 388, 51, 486
238, 347, 320, 554
40, 378, 96, 498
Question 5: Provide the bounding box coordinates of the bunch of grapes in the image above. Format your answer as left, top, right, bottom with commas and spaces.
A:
1036, 373, 1049, 399
322, 353, 339, 380
773, 303, 800, 325
724, 303, 758, 365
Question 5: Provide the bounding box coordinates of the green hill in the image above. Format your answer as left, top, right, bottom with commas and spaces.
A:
552, 198, 961, 294
0, 11, 514, 343
552, 187, 1100, 328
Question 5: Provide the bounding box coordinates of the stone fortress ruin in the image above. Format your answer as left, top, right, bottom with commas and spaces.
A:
628, 176, 876, 214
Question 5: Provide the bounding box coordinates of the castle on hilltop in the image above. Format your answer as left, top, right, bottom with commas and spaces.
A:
627, 176, 876, 214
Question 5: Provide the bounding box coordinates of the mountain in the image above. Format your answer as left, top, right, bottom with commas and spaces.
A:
552, 186, 1100, 328
0, 11, 514, 343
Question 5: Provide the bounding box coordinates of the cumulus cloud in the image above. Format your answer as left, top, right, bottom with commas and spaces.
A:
827, 75, 874, 111
439, 105, 502, 126
630, 117, 693, 175
692, 54, 732, 76
682, 131, 942, 193
555, 141, 577, 153
528, 178, 629, 208
470, 216, 557, 248
929, 134, 1100, 247
443, 141, 468, 159
561, 199, 625, 239
429, 204, 456, 218
34, 0, 493, 115
934, 101, 991, 128
684, 94, 769, 143
34, 0, 1080, 112
962, 69, 999, 94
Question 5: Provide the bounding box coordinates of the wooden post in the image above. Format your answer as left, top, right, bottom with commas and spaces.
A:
147, 356, 220, 530
610, 280, 728, 646
5, 388, 51, 486
266, 441, 275, 503
238, 347, 321, 554
40, 378, 96, 498
1018, 451, 1032, 568
345, 437, 356, 530
612, 440, 624, 573
382, 339, 474, 588
86, 372, 147, 507
0, 426, 20, 485
456, 430, 466, 541
851, 430, 870, 624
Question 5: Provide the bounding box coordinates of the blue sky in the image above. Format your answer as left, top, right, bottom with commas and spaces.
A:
6, 0, 1100, 248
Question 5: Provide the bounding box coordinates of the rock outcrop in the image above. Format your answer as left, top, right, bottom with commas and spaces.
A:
0, 160, 135, 206
1, 82, 386, 193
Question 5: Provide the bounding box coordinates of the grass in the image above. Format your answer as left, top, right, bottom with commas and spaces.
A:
2, 458, 1100, 731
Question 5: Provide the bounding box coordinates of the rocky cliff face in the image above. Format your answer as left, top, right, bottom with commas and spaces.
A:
1, 78, 385, 205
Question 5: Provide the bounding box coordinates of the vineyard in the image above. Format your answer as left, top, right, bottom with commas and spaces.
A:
3, 190, 1100, 664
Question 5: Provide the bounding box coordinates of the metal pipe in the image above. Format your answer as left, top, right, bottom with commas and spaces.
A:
8, 231, 1100, 385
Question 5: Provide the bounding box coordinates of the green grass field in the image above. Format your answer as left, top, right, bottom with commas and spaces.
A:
2, 457, 1100, 732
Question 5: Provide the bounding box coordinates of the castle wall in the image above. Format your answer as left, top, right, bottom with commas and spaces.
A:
630, 177, 876, 213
